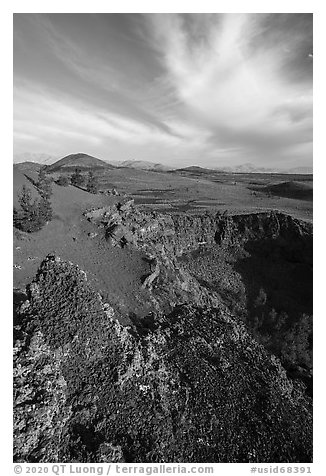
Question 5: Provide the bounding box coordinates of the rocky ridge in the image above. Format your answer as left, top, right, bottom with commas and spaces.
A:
14, 255, 312, 463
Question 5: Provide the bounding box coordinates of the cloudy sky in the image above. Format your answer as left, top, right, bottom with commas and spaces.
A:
13, 13, 313, 168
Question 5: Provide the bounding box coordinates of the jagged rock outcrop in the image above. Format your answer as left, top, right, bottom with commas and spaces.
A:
14, 256, 312, 463
84, 203, 312, 316
85, 203, 312, 261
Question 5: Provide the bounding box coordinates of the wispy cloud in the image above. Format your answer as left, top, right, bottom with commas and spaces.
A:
13, 13, 312, 167
144, 13, 312, 164
14, 82, 210, 158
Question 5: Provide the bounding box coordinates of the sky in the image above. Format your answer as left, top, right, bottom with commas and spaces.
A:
13, 13, 313, 168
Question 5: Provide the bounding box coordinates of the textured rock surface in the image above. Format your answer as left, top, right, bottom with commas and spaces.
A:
14, 256, 312, 463
85, 204, 312, 315
84, 203, 312, 263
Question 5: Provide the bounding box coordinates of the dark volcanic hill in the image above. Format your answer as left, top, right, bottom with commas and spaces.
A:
263, 181, 313, 201
173, 165, 219, 175
47, 153, 114, 172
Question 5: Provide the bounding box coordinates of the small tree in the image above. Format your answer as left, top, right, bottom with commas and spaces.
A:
13, 185, 53, 233
56, 175, 69, 186
71, 168, 84, 187
38, 195, 53, 223
86, 171, 98, 194
37, 166, 47, 186
14, 186, 42, 232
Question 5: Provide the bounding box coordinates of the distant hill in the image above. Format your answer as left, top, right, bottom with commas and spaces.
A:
14, 153, 57, 165
173, 164, 268, 175
46, 153, 114, 172
173, 163, 271, 174
14, 162, 43, 173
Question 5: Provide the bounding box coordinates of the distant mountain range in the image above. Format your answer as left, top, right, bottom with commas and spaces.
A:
175, 163, 313, 175
226, 163, 313, 174
106, 159, 174, 172
13, 153, 312, 175
282, 166, 313, 174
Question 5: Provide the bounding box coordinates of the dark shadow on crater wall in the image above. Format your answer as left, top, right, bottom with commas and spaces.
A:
233, 235, 313, 396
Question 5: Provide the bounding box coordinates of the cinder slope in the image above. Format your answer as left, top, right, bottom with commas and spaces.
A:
13, 181, 154, 320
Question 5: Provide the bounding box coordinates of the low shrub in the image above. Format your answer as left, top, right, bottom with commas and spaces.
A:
56, 175, 69, 186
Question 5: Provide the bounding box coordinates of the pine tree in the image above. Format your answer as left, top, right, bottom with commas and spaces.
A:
86, 171, 98, 194
37, 166, 52, 198
14, 186, 42, 232
18, 185, 33, 214
37, 166, 47, 187
13, 185, 53, 233
38, 195, 53, 223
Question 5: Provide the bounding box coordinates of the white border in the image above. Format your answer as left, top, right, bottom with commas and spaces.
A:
2, 2, 324, 474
